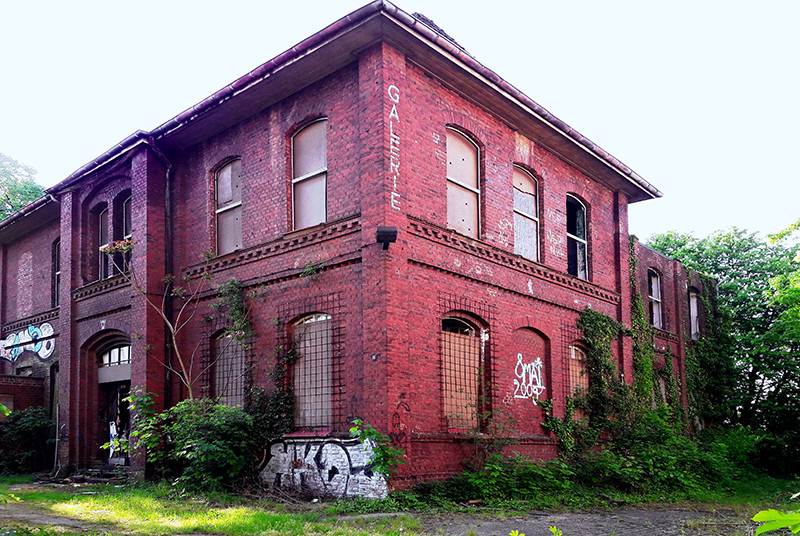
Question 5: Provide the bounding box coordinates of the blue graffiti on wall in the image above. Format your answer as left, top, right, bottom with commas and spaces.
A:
1, 323, 56, 362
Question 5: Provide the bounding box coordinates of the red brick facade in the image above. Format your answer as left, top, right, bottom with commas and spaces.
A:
0, 2, 709, 492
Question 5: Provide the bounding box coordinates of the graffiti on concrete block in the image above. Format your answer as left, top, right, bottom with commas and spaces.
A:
261, 438, 387, 498
513, 352, 546, 403
1, 323, 56, 362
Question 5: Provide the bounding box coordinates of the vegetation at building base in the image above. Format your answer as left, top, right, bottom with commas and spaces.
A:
0, 408, 53, 474
647, 224, 800, 475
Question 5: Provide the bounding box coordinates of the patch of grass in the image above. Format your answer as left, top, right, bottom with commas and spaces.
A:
0, 482, 422, 536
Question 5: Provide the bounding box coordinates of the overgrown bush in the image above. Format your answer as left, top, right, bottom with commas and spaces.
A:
0, 407, 53, 474
127, 393, 257, 490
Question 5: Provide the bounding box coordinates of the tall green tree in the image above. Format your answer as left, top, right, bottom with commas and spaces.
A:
648, 228, 800, 471
0, 152, 45, 221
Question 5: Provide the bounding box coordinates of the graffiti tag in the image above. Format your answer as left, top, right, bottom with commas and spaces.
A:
261, 438, 388, 499
513, 353, 546, 402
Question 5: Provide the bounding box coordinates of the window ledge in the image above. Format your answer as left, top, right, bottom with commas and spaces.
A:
284, 428, 333, 438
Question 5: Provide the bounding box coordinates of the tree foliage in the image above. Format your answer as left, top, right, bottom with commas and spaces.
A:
647, 227, 800, 472
0, 152, 44, 220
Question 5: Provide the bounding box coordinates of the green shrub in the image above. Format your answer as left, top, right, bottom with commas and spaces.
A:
130, 396, 257, 490
0, 407, 53, 474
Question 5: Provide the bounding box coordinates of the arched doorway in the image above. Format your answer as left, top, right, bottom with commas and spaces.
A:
98, 344, 131, 465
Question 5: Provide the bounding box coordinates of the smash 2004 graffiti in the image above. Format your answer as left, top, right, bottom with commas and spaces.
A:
1, 323, 56, 362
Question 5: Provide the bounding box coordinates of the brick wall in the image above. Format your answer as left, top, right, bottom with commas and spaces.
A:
0, 375, 45, 411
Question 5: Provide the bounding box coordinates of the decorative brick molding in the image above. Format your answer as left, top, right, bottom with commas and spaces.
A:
408, 217, 621, 305
72, 275, 130, 301
2, 308, 59, 337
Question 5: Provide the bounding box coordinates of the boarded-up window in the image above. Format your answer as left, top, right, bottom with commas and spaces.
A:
566, 195, 587, 279
689, 289, 700, 340
648, 269, 663, 329
98, 207, 110, 280
293, 313, 332, 428
214, 333, 245, 407
52, 238, 60, 308
568, 345, 589, 420
216, 159, 243, 255
446, 129, 479, 238
292, 119, 327, 230
441, 317, 481, 431
513, 166, 539, 261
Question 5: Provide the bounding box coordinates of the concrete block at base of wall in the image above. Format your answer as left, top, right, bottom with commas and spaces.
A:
261, 437, 387, 499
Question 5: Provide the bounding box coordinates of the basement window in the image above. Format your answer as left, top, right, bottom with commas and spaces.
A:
213, 333, 245, 407
216, 159, 243, 255
566, 195, 587, 279
513, 165, 539, 261
441, 317, 482, 431
292, 313, 333, 428
648, 269, 663, 329
568, 344, 589, 420
292, 119, 328, 230
446, 128, 480, 238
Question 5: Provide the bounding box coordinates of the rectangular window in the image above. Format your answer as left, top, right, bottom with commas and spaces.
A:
446, 129, 480, 238
98, 208, 109, 279
648, 270, 663, 329
566, 196, 587, 279
214, 334, 245, 406
293, 314, 332, 428
216, 160, 243, 255
51, 239, 60, 308
689, 291, 700, 340
292, 120, 327, 230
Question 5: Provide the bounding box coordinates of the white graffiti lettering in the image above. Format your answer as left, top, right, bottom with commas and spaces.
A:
513, 353, 546, 402
1, 322, 56, 362
261, 438, 387, 498
387, 83, 401, 210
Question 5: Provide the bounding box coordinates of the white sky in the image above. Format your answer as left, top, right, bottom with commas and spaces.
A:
1, 0, 798, 241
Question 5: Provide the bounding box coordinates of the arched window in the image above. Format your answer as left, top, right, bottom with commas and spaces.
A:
568, 344, 589, 420
100, 345, 131, 367
213, 333, 245, 406
446, 128, 480, 238
689, 288, 700, 340
566, 195, 587, 279
441, 316, 483, 431
513, 166, 539, 261
648, 269, 663, 329
292, 313, 332, 427
292, 119, 328, 230
216, 159, 243, 255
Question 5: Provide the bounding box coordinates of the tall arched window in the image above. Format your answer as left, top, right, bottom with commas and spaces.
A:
292, 313, 332, 427
292, 119, 328, 230
566, 195, 587, 279
513, 166, 539, 261
441, 316, 483, 431
216, 159, 243, 255
446, 128, 480, 238
213, 333, 245, 406
648, 269, 663, 329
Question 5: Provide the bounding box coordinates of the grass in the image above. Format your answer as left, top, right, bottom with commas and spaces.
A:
0, 478, 421, 536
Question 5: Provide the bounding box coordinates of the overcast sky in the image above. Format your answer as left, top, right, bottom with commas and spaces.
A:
1, 0, 797, 241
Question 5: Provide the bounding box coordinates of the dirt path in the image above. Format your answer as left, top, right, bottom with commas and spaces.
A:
0, 499, 758, 536
416, 508, 757, 536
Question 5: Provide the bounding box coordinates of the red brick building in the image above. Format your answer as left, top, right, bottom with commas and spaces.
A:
0, 1, 711, 495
